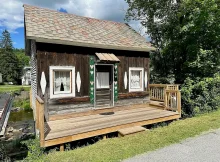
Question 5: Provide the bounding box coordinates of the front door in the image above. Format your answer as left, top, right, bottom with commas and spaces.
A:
95, 65, 113, 108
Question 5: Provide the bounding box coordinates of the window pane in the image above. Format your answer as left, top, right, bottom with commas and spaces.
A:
54, 71, 70, 93
130, 70, 141, 88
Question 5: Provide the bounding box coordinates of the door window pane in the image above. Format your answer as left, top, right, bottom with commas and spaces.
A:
96, 72, 109, 89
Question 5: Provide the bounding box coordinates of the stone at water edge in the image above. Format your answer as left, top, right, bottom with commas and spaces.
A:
7, 127, 13, 133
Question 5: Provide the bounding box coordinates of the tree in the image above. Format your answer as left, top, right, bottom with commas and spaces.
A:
15, 48, 30, 78
0, 30, 13, 51
125, 0, 220, 83
0, 30, 20, 83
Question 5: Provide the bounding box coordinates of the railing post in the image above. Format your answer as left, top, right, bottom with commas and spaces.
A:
177, 91, 181, 117
164, 88, 167, 109
36, 96, 45, 147
36, 100, 39, 129
30, 89, 32, 109
39, 102, 45, 147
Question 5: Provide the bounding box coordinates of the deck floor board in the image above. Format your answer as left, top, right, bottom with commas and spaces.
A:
45, 105, 179, 141
48, 109, 164, 133
48, 107, 157, 126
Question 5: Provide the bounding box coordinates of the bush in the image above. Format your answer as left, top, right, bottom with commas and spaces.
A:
22, 138, 45, 162
181, 73, 220, 117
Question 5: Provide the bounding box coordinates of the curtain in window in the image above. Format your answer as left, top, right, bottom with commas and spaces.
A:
130, 71, 141, 88
54, 71, 70, 93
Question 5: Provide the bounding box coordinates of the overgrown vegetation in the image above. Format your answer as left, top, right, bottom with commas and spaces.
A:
22, 138, 45, 162
0, 138, 28, 161
24, 109, 220, 162
13, 99, 31, 110
181, 73, 220, 117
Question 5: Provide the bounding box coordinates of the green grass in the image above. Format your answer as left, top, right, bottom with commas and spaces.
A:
36, 108, 220, 162
0, 85, 30, 93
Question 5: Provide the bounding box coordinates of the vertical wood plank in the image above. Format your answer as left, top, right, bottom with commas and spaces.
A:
36, 100, 39, 129
60, 144, 64, 151
177, 91, 181, 116
39, 101, 45, 147
164, 91, 167, 109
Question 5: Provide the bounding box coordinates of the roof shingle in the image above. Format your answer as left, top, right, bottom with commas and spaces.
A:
24, 5, 155, 52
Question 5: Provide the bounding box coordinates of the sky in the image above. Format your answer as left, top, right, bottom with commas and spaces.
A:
0, 0, 148, 49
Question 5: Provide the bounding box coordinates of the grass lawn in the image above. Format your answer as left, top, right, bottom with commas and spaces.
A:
37, 108, 220, 162
0, 85, 30, 93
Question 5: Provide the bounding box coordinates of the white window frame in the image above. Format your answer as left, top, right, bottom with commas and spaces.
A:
49, 66, 75, 99
129, 67, 144, 92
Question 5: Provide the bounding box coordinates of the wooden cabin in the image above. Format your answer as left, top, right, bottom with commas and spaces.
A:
24, 5, 181, 149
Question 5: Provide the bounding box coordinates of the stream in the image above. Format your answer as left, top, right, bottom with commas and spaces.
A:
0, 108, 35, 161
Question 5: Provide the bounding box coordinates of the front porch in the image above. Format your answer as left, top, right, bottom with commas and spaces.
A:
35, 84, 181, 148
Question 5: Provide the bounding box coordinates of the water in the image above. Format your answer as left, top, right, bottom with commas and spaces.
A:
1, 109, 35, 161
9, 109, 33, 122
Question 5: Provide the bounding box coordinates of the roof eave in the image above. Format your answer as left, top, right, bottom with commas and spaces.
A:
27, 36, 156, 52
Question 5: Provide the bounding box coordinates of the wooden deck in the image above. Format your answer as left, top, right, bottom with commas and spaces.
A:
43, 104, 180, 147
35, 84, 181, 148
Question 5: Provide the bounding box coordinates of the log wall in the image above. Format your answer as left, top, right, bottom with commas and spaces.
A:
36, 42, 150, 116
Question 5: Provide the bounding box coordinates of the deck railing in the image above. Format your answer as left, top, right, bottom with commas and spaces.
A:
36, 95, 45, 147
149, 84, 181, 116
149, 84, 167, 101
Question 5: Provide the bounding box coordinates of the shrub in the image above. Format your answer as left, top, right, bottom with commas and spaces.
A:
22, 138, 45, 161
181, 73, 220, 117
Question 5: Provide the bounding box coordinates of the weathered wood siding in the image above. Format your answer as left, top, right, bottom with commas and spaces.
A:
117, 56, 149, 94
37, 51, 89, 98
36, 42, 150, 116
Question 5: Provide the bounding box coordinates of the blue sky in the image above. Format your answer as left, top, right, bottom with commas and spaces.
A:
2, 8, 67, 49
10, 28, 24, 49
0, 0, 149, 49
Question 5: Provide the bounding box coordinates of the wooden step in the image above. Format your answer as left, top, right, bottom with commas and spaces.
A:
96, 90, 110, 95
149, 100, 164, 107
96, 95, 110, 100
118, 126, 147, 137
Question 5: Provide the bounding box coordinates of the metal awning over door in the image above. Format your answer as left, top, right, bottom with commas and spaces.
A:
95, 53, 120, 63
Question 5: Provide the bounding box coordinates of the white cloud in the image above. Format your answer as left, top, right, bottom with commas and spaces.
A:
0, 0, 148, 38
0, 0, 24, 31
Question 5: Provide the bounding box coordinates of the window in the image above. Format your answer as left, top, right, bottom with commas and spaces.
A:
129, 67, 144, 92
50, 66, 75, 99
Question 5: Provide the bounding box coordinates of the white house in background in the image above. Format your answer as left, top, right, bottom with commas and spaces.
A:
21, 67, 31, 85
0, 73, 2, 83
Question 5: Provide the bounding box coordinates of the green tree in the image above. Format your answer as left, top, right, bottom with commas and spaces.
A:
0, 30, 19, 83
125, 0, 220, 83
15, 48, 30, 77
0, 30, 13, 50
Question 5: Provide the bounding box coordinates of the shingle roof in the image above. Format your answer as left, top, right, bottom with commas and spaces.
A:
24, 5, 155, 52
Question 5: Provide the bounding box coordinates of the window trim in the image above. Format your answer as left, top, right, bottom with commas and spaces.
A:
49, 66, 75, 99
129, 67, 144, 92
